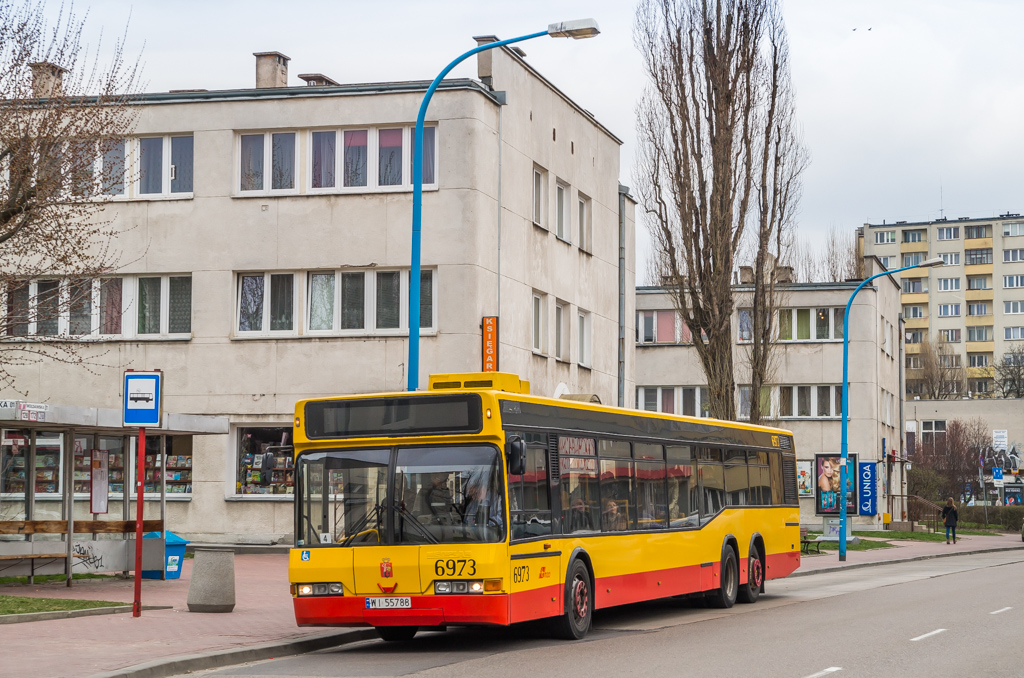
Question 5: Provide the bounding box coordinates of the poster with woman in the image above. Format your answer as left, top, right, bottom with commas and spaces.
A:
796, 461, 813, 496
816, 454, 857, 514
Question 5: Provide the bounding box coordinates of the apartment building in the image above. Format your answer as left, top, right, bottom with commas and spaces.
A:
635, 258, 904, 527
861, 214, 1024, 397
0, 41, 635, 542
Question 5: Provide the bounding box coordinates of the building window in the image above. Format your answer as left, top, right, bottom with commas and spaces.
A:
554, 302, 567, 360
532, 293, 546, 353
965, 248, 993, 266
903, 253, 923, 267
1004, 249, 1024, 263
137, 135, 193, 196
345, 129, 369, 187
940, 252, 960, 266
875, 230, 896, 244
578, 194, 592, 252
555, 181, 570, 241
636, 386, 710, 417
1006, 326, 1024, 341
239, 131, 296, 192
578, 310, 591, 368
938, 353, 962, 368
903, 230, 925, 243
1006, 301, 1024, 315
937, 304, 960, 317
902, 278, 927, 294
310, 130, 336, 189
409, 126, 436, 185
967, 276, 989, 290
967, 326, 992, 342
904, 305, 925, 319
778, 384, 842, 418
532, 166, 546, 227
936, 226, 959, 240
968, 303, 988, 316
878, 256, 895, 269
905, 331, 923, 344
939, 328, 961, 343
968, 353, 989, 368
921, 420, 946, 447
965, 225, 991, 239
237, 426, 293, 496
937, 277, 961, 292
378, 128, 403, 186
906, 355, 921, 369
1005, 275, 1024, 289
1004, 222, 1024, 237
136, 275, 192, 336
237, 273, 295, 335
637, 310, 678, 344
778, 308, 843, 341
305, 269, 434, 335
738, 309, 753, 342
971, 379, 991, 394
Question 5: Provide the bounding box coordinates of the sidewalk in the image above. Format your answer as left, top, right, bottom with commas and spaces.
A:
2, 534, 1023, 678
795, 532, 1024, 574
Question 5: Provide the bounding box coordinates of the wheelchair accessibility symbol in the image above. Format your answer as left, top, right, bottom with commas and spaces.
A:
301, 550, 310, 561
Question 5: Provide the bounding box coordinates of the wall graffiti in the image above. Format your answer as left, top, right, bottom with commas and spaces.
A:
72, 542, 105, 570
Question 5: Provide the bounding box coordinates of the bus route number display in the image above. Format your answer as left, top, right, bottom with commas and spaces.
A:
558, 436, 595, 456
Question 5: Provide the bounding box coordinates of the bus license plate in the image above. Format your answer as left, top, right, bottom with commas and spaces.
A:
365, 596, 411, 609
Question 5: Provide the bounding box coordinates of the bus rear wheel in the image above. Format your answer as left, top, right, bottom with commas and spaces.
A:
738, 544, 763, 604
707, 548, 738, 609
550, 559, 592, 640
377, 626, 418, 642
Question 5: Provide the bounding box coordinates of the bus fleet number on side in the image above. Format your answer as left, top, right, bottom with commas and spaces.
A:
513, 565, 529, 583
434, 559, 476, 576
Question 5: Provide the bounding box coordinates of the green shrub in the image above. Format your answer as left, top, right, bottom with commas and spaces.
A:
958, 506, 1024, 531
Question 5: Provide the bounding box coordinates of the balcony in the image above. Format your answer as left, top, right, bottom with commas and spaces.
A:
965, 315, 992, 326
964, 263, 994, 276
901, 292, 929, 305
967, 366, 995, 379
965, 236, 994, 249
965, 340, 995, 353
904, 316, 929, 329
900, 241, 930, 253
905, 343, 922, 354
965, 288, 994, 301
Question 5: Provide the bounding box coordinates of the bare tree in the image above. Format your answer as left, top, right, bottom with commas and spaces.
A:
0, 0, 140, 391
911, 417, 989, 502
784, 224, 860, 283
635, 0, 807, 421
995, 344, 1024, 398
913, 336, 966, 400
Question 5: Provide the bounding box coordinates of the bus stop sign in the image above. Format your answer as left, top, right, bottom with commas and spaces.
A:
123, 371, 162, 427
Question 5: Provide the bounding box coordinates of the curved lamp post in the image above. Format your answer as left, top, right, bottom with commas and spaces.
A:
407, 19, 601, 391
838, 256, 944, 560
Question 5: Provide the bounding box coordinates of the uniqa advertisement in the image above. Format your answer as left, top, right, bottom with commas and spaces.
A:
815, 454, 857, 515
858, 461, 876, 516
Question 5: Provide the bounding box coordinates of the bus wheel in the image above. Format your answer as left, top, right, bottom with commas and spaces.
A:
551, 560, 592, 640
707, 548, 738, 609
377, 626, 418, 642
738, 545, 763, 604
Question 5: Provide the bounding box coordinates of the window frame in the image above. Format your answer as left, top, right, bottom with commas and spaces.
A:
936, 226, 959, 241
1005, 275, 1024, 289
236, 130, 299, 196
874, 230, 896, 245
940, 252, 960, 266
1004, 249, 1024, 263
777, 307, 843, 342
937, 303, 961, 318
555, 180, 571, 243
532, 166, 547, 229
303, 268, 437, 338
554, 300, 568, 361
132, 135, 194, 200
235, 271, 299, 338
577, 192, 593, 253
577, 309, 592, 368
532, 292, 547, 354
937, 277, 961, 292
939, 328, 961, 343
964, 248, 993, 266
776, 384, 842, 419
1005, 300, 1024, 315
1004, 222, 1024, 237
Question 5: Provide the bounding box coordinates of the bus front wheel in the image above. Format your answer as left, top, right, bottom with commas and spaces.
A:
737, 544, 763, 604
707, 548, 738, 609
377, 626, 418, 642
551, 559, 592, 640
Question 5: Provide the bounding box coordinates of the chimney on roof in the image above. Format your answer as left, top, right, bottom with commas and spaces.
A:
254, 51, 289, 88
298, 73, 339, 87
739, 266, 754, 284
28, 61, 67, 98
473, 35, 498, 88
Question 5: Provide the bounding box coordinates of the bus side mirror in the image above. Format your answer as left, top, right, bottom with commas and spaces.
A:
507, 436, 526, 476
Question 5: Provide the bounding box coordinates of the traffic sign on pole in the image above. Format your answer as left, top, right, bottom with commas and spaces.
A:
123, 371, 162, 427
993, 467, 1004, 488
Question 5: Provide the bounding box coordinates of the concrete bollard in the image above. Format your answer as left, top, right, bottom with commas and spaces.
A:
187, 548, 236, 613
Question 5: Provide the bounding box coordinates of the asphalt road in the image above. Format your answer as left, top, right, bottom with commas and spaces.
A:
188, 551, 1024, 678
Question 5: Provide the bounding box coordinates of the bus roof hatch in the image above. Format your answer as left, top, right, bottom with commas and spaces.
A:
428, 372, 530, 395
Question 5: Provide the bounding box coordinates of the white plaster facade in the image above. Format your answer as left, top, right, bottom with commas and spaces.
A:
1, 44, 635, 542
634, 258, 904, 528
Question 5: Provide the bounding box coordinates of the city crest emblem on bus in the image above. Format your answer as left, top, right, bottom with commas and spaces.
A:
380, 558, 393, 578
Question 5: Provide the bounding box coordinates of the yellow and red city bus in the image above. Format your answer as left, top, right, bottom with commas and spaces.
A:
289, 372, 800, 641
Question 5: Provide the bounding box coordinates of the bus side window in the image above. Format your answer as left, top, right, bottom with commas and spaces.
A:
724, 449, 748, 506
768, 451, 785, 505
508, 433, 553, 540
698, 448, 725, 524
561, 462, 599, 535
748, 450, 771, 505
634, 443, 666, 530
599, 440, 634, 531
666, 445, 697, 527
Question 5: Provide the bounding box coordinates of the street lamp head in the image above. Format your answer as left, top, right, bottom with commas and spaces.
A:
919, 257, 945, 268
548, 19, 601, 39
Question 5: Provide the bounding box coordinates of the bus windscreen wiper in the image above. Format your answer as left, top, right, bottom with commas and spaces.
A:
392, 501, 440, 544
341, 503, 384, 546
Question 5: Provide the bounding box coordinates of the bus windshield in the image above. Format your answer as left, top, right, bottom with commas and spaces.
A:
296, 445, 504, 546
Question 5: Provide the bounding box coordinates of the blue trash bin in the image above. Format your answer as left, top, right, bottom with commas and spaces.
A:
142, 531, 190, 579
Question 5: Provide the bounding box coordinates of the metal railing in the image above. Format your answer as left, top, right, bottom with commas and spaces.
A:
889, 494, 943, 533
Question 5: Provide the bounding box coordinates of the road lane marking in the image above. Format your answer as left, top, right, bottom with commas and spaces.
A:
802, 668, 842, 678
991, 607, 1012, 615
910, 629, 947, 641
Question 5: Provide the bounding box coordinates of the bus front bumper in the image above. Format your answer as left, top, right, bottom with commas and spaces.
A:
293, 594, 510, 628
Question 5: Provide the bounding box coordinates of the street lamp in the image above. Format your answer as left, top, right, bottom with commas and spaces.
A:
406, 20, 601, 391
838, 256, 944, 560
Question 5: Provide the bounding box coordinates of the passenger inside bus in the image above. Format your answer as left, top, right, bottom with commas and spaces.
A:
566, 496, 595, 532
602, 499, 628, 531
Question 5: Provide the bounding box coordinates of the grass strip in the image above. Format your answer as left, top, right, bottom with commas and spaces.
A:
0, 573, 114, 586
855, 530, 946, 542
0, 595, 124, 615
815, 539, 894, 551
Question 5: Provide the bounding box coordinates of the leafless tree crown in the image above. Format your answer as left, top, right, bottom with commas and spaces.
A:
0, 0, 141, 392
634, 0, 807, 421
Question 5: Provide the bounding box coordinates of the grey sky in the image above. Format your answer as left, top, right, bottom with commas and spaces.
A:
53, 1, 1024, 274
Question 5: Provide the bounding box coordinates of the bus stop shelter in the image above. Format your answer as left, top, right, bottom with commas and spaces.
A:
0, 401, 228, 583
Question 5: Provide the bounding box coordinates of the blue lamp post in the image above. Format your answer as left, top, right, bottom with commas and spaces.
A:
838, 256, 944, 560
406, 19, 601, 391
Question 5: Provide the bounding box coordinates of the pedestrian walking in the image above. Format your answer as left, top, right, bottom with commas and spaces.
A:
941, 498, 959, 544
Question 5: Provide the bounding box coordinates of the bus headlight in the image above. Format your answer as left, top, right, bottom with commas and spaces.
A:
295, 582, 343, 596
328, 583, 344, 594
435, 581, 451, 594
298, 584, 314, 596
435, 580, 484, 594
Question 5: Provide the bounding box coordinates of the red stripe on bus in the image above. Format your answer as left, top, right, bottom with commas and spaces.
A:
293, 594, 509, 628
765, 550, 800, 580
509, 583, 562, 623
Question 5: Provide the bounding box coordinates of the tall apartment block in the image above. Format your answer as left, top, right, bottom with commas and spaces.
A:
860, 215, 1024, 396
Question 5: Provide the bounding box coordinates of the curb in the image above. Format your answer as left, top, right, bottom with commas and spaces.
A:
0, 604, 173, 625
792, 544, 1024, 578
86, 628, 377, 678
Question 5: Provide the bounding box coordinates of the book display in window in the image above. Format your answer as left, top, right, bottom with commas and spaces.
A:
237, 427, 293, 495
1, 432, 29, 494
34, 435, 62, 495
141, 436, 192, 494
